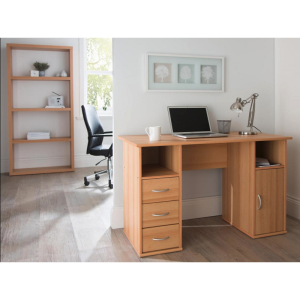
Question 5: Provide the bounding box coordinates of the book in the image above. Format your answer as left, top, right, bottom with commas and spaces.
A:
256, 157, 280, 167
256, 157, 270, 166
27, 136, 50, 140
27, 131, 50, 140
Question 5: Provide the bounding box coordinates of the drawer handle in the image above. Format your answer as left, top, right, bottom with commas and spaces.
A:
258, 194, 262, 210
153, 236, 169, 241
152, 212, 169, 217
152, 188, 169, 193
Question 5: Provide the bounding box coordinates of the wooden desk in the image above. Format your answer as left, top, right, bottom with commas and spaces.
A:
118, 132, 292, 257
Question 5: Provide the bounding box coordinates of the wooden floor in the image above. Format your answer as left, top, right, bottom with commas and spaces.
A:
1, 167, 300, 262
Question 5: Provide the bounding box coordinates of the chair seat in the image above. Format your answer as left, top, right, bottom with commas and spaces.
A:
90, 144, 112, 157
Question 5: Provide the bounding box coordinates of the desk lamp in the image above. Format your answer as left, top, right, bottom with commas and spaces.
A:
230, 93, 261, 135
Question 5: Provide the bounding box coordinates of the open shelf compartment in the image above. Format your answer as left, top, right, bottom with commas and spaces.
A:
255, 140, 286, 170
142, 146, 181, 178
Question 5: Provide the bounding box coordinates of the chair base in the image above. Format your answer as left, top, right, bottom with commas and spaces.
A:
83, 157, 113, 189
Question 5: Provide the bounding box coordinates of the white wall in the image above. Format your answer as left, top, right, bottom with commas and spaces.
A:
275, 38, 300, 219
1, 38, 112, 172
112, 38, 275, 228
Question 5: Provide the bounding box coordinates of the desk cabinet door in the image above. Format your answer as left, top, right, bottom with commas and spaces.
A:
255, 169, 285, 235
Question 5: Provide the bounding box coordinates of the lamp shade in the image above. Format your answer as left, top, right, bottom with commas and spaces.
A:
230, 98, 243, 113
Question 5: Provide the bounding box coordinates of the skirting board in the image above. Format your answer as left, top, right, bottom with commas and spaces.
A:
287, 195, 300, 220
182, 196, 222, 220
111, 196, 222, 229
1, 155, 107, 173
111, 195, 300, 229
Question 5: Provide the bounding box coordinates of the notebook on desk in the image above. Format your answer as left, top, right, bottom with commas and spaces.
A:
167, 106, 228, 139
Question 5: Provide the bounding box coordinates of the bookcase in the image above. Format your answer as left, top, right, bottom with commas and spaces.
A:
6, 44, 74, 175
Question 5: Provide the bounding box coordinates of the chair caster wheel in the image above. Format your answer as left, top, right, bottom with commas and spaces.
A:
95, 174, 100, 180
109, 180, 113, 189
84, 178, 90, 186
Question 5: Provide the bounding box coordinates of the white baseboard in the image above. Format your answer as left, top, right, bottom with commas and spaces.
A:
1, 159, 9, 173
1, 155, 107, 173
74, 155, 107, 168
287, 195, 300, 220
182, 196, 222, 220
110, 194, 300, 229
111, 206, 124, 229
111, 196, 222, 229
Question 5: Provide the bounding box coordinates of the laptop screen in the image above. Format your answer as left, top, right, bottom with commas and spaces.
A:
168, 107, 211, 133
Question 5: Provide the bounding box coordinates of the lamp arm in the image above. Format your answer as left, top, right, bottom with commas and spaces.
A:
242, 97, 252, 105
244, 93, 258, 131
247, 98, 256, 130
242, 93, 258, 105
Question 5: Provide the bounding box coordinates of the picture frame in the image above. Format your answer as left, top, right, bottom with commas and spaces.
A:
146, 53, 225, 92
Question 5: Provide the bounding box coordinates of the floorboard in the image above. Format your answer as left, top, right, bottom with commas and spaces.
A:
1, 169, 300, 262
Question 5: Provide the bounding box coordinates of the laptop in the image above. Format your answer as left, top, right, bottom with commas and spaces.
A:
167, 106, 228, 139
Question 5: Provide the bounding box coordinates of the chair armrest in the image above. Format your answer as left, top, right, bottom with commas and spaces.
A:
104, 131, 113, 134
91, 134, 113, 137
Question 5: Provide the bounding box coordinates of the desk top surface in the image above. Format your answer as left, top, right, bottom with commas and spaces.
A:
118, 132, 292, 147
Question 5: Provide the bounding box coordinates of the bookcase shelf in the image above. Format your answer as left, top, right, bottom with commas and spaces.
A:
12, 108, 71, 112
12, 165, 73, 176
7, 43, 74, 175
12, 137, 72, 144
8, 44, 71, 52
11, 76, 71, 81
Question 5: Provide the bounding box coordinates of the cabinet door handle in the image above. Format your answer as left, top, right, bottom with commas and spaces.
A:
258, 194, 262, 210
152, 188, 169, 193
153, 236, 169, 241
152, 212, 169, 217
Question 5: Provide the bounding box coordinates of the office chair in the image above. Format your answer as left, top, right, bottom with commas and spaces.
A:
81, 105, 113, 189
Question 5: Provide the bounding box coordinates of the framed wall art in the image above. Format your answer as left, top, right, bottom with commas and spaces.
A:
146, 53, 224, 92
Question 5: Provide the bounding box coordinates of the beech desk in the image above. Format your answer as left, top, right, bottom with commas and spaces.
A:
118, 132, 292, 257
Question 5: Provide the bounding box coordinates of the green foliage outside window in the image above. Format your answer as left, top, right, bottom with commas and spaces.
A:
87, 38, 113, 111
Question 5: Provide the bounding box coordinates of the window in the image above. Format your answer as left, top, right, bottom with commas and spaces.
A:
81, 38, 113, 116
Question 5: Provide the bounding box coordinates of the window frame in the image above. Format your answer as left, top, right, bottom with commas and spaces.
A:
79, 38, 113, 117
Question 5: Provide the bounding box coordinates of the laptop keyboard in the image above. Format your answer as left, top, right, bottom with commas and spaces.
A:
183, 133, 213, 136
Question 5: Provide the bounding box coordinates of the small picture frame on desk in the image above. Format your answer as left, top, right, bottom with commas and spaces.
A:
146, 53, 225, 92
30, 70, 39, 77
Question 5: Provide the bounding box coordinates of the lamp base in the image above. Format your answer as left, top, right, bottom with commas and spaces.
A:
239, 131, 258, 135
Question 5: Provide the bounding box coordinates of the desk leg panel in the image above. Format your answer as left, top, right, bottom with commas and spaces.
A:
123, 143, 142, 255
227, 142, 256, 236
222, 167, 232, 224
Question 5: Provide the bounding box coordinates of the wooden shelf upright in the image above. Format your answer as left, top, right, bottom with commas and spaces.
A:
7, 43, 75, 175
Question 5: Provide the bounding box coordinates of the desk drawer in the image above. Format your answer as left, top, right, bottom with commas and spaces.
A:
143, 224, 179, 253
143, 201, 179, 228
142, 177, 179, 203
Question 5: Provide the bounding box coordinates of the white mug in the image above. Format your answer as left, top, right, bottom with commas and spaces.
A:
145, 126, 161, 141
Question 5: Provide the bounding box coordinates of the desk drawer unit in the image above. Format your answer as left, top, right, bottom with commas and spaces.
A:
143, 200, 179, 228
143, 224, 180, 253
142, 177, 179, 203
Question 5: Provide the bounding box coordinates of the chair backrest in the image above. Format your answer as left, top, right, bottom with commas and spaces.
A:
81, 105, 105, 154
